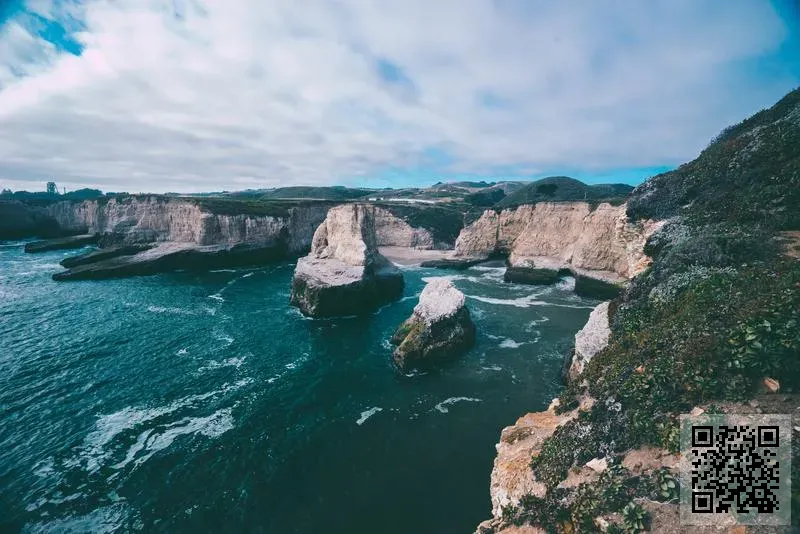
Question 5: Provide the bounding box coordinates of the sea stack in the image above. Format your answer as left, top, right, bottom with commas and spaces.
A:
390, 277, 475, 371
290, 204, 404, 317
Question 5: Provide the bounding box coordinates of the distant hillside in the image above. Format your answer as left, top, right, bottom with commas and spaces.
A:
495, 176, 633, 209
260, 186, 373, 201
628, 87, 800, 229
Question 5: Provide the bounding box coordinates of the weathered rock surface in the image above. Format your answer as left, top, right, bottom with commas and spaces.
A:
487, 398, 591, 520
0, 201, 62, 240
454, 202, 663, 281
568, 301, 611, 380
390, 278, 475, 371
290, 204, 404, 317
419, 257, 484, 270
53, 242, 286, 281
373, 206, 435, 249
60, 244, 155, 268
503, 266, 565, 285
24, 234, 99, 253
46, 196, 329, 253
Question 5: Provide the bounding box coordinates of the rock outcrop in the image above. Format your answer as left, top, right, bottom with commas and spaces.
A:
24, 234, 99, 253
568, 301, 611, 381
373, 206, 435, 249
455, 202, 663, 282
486, 397, 592, 521
290, 204, 404, 317
390, 278, 476, 371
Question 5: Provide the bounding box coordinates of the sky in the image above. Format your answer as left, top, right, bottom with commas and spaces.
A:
0, 0, 798, 194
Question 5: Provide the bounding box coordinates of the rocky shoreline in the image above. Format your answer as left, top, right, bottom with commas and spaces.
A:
472, 88, 800, 534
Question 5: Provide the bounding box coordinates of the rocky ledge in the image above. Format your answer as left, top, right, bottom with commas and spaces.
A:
290, 204, 404, 317
390, 278, 476, 371
53, 242, 286, 281
24, 234, 99, 253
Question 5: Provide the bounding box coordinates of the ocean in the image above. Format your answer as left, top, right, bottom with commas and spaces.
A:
0, 242, 597, 533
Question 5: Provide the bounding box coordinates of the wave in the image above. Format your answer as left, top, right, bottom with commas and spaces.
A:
434, 397, 481, 413
198, 356, 247, 372
499, 339, 524, 349
481, 364, 503, 372
176, 348, 188, 356
73, 380, 248, 475
212, 329, 234, 346
421, 274, 470, 284
146, 306, 197, 316
356, 407, 383, 425
466, 293, 594, 309
25, 501, 136, 533
208, 294, 225, 302
111, 408, 234, 471
528, 316, 550, 327
556, 277, 576, 291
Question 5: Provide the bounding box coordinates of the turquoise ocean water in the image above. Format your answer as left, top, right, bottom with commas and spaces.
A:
0, 242, 597, 533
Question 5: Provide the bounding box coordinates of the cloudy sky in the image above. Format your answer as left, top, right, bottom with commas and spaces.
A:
0, 0, 798, 193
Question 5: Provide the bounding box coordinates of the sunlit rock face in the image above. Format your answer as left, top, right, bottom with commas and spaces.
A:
454, 202, 663, 282
290, 204, 404, 317
569, 301, 611, 381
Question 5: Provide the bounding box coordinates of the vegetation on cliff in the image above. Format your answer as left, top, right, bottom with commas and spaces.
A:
497, 88, 800, 532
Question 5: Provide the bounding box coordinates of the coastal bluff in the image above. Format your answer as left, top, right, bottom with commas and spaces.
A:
290, 204, 404, 317
454, 201, 663, 284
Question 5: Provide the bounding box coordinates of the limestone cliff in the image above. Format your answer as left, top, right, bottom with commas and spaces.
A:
46, 196, 328, 255
290, 204, 404, 317
455, 202, 663, 281
373, 206, 435, 249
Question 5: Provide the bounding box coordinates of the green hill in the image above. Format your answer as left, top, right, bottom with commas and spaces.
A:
628, 87, 800, 229
495, 176, 633, 209
260, 186, 374, 201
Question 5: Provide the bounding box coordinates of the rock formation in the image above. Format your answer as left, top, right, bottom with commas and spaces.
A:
390, 278, 475, 371
290, 204, 404, 317
373, 206, 435, 249
46, 196, 330, 254
30, 196, 447, 280
454, 202, 663, 282
567, 301, 611, 381
485, 397, 592, 521
0, 201, 61, 240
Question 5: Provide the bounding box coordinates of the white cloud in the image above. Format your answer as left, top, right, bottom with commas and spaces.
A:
0, 0, 796, 192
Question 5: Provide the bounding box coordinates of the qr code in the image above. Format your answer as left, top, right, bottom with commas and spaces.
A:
679, 414, 791, 526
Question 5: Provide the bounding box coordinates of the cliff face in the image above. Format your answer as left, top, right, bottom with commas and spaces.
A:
45, 197, 439, 255
373, 206, 435, 249
455, 202, 662, 280
46, 197, 329, 254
